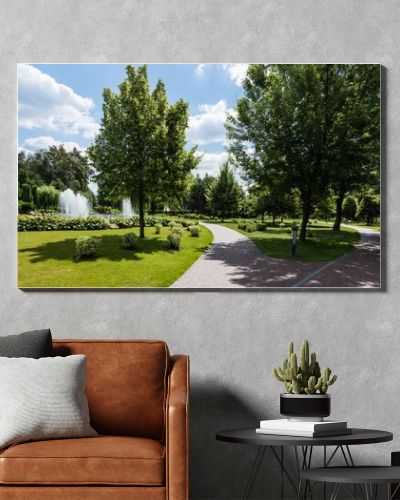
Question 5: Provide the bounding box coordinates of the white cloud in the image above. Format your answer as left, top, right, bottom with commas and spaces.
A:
24, 135, 86, 154
195, 64, 206, 76
194, 150, 228, 178
188, 100, 232, 146
222, 64, 249, 86
18, 64, 100, 139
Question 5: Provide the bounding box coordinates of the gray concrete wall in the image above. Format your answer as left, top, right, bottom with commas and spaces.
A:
1, 1, 398, 498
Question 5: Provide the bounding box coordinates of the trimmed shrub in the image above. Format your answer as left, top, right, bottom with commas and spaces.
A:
18, 214, 109, 232
154, 223, 162, 234
190, 225, 201, 237
122, 232, 139, 250
167, 231, 181, 250
245, 223, 256, 233
21, 183, 33, 203
256, 223, 267, 231
18, 201, 35, 214
75, 236, 101, 260
171, 225, 183, 237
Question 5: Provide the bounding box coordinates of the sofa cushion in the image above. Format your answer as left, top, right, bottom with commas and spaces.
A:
0, 436, 165, 486
52, 340, 170, 440
0, 355, 97, 449
0, 329, 53, 358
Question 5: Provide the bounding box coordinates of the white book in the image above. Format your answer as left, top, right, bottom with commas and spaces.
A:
259, 419, 347, 432
256, 428, 352, 438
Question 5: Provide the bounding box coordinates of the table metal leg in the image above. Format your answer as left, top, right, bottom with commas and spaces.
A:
242, 445, 266, 500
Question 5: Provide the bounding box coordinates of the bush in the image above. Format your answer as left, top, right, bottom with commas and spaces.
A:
245, 223, 256, 233
167, 231, 181, 250
256, 223, 267, 231
75, 236, 101, 260
122, 232, 139, 250
279, 222, 286, 228
307, 230, 314, 238
18, 201, 35, 214
189, 225, 201, 237
94, 205, 119, 215
170, 224, 183, 237
154, 223, 162, 234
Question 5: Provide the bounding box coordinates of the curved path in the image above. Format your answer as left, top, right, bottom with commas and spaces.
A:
171, 223, 320, 288
296, 225, 381, 288
171, 223, 380, 289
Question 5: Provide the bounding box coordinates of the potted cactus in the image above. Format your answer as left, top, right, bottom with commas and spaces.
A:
273, 340, 337, 420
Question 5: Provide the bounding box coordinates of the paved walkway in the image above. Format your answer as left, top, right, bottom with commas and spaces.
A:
296, 225, 381, 288
171, 223, 321, 288
171, 223, 381, 289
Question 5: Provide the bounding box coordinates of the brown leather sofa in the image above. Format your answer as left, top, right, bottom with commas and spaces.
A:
0, 339, 189, 500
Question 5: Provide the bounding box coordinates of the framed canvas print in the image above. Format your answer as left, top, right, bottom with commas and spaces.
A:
17, 64, 381, 289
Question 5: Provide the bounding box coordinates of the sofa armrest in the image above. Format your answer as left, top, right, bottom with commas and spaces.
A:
166, 355, 189, 500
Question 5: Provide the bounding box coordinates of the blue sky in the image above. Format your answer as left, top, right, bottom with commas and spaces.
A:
18, 63, 248, 179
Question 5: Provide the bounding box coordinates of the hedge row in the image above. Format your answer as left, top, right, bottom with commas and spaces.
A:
17, 214, 198, 232
18, 215, 155, 232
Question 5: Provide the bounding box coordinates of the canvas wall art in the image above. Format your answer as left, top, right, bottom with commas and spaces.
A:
17, 64, 381, 288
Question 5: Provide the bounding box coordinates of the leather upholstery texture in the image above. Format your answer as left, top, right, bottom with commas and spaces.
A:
0, 340, 189, 500
52, 340, 170, 440
167, 355, 190, 500
0, 436, 165, 485
0, 486, 166, 499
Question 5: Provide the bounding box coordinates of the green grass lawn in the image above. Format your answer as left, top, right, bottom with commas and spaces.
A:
18, 226, 213, 288
346, 221, 381, 231
221, 221, 360, 261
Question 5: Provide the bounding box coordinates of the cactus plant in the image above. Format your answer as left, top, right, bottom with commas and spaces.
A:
273, 340, 337, 395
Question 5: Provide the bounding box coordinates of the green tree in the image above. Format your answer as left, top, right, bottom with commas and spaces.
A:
36, 185, 59, 211
21, 183, 33, 203
227, 64, 334, 240
18, 146, 91, 194
342, 196, 358, 220
186, 174, 215, 214
358, 192, 380, 225
329, 65, 380, 230
89, 65, 198, 237
208, 163, 242, 219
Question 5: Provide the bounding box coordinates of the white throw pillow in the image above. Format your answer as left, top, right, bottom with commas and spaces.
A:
0, 355, 97, 449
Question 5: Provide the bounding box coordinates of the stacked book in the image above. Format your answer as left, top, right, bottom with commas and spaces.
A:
256, 419, 351, 438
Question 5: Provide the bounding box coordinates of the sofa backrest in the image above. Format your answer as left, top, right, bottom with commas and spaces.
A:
53, 339, 170, 441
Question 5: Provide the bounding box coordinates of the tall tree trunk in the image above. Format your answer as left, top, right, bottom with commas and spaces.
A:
300, 199, 311, 241
138, 188, 145, 238
333, 190, 345, 231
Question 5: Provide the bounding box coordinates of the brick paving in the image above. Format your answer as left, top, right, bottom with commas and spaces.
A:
297, 225, 381, 288
171, 223, 320, 288
171, 223, 380, 289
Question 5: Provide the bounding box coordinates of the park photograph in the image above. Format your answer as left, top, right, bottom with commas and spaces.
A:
17, 63, 381, 289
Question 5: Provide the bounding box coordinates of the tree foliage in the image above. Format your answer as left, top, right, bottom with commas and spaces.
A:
18, 146, 91, 193
208, 163, 242, 219
89, 65, 198, 237
227, 64, 380, 238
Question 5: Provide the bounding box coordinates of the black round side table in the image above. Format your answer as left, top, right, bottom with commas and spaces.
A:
216, 428, 393, 500
301, 466, 400, 500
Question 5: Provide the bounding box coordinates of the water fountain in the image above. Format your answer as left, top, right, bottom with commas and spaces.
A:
59, 189, 90, 218
122, 197, 134, 217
